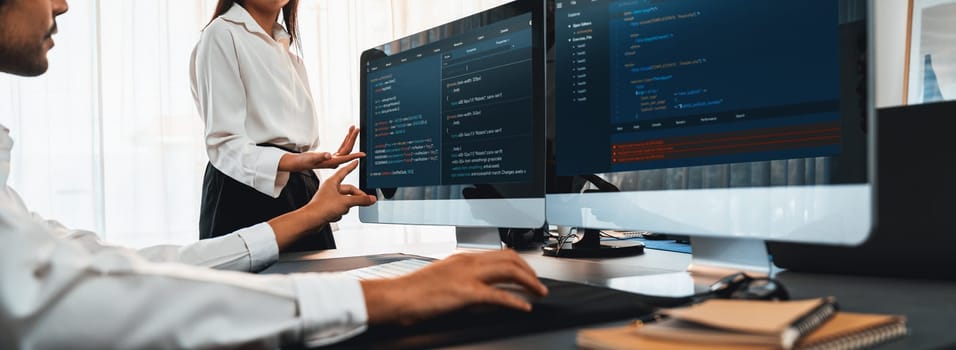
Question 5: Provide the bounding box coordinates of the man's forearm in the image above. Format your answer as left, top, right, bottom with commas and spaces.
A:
268, 208, 327, 251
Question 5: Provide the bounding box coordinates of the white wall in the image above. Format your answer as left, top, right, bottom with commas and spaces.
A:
875, 0, 909, 108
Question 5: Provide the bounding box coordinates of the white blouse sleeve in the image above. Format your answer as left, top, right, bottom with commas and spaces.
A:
191, 26, 290, 198
1, 202, 368, 349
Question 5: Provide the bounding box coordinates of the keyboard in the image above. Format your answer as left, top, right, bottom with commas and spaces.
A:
342, 258, 432, 280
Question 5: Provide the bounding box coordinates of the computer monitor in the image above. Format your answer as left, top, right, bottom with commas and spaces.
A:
359, 0, 547, 247
546, 0, 874, 274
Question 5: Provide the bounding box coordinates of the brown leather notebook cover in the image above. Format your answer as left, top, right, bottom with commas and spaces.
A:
577, 311, 906, 350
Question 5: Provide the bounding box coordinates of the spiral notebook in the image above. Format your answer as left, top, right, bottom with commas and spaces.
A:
578, 299, 906, 350
643, 297, 838, 349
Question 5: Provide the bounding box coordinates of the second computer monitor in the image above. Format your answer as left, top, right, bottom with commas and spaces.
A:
359, 0, 546, 228
547, 0, 873, 246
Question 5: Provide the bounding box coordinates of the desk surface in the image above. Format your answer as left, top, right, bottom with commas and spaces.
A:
283, 235, 956, 350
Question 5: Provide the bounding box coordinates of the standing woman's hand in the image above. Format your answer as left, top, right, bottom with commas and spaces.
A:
277, 126, 365, 172
315, 125, 365, 169
317, 125, 364, 168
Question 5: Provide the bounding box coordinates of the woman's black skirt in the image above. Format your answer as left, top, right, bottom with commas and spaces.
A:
199, 162, 335, 252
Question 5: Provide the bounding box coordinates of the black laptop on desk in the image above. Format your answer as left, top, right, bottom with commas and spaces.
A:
262, 254, 659, 349
768, 101, 956, 280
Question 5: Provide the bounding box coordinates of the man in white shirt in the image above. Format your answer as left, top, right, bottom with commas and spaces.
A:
0, 0, 548, 348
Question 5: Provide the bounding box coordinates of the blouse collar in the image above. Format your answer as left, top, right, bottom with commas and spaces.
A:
220, 4, 291, 45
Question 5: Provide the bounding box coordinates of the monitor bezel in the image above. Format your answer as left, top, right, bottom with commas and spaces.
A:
544, 0, 877, 245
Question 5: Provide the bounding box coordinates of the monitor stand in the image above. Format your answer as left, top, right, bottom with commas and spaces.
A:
542, 228, 645, 258
601, 237, 773, 298
688, 237, 773, 277
455, 227, 504, 250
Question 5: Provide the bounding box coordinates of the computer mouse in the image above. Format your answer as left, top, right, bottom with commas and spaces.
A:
493, 282, 544, 303
494, 283, 541, 303
728, 278, 790, 301
458, 283, 543, 314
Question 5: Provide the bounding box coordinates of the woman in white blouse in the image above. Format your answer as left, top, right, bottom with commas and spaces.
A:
191, 0, 362, 251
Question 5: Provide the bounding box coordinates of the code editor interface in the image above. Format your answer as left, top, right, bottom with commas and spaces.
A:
553, 0, 841, 175
366, 14, 534, 189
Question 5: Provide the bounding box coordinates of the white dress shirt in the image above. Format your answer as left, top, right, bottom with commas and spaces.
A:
0, 126, 367, 348
191, 4, 321, 198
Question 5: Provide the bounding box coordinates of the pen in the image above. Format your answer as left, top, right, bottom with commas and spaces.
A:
632, 313, 665, 327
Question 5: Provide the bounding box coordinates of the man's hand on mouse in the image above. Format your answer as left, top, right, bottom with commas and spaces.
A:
360, 250, 549, 326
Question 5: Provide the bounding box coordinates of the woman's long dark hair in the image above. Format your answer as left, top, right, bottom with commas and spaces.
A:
209, 0, 299, 46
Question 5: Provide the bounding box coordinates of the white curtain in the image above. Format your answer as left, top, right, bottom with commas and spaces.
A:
0, 0, 510, 248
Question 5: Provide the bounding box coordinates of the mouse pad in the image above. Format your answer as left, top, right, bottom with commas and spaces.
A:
264, 254, 659, 349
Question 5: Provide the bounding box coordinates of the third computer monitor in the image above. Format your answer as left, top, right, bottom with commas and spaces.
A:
547, 0, 874, 245
359, 0, 546, 228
